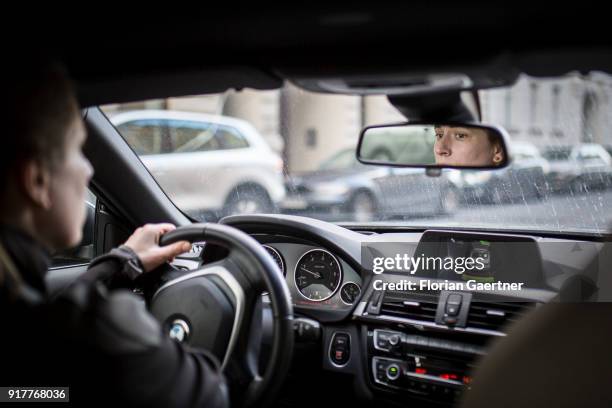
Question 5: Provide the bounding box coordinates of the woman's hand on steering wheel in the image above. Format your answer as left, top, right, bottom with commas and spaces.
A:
123, 223, 191, 272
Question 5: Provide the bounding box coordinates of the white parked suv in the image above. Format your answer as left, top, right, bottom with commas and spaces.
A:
110, 110, 285, 219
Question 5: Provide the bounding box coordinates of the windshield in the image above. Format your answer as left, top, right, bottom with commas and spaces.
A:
102, 73, 612, 235
319, 149, 362, 171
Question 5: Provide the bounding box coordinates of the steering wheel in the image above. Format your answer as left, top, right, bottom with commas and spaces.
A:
144, 223, 294, 407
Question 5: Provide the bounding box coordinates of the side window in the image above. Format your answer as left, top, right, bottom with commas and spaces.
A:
394, 134, 436, 164
513, 151, 535, 161
51, 189, 97, 267
168, 120, 223, 153
217, 127, 250, 150
116, 119, 172, 155
118, 118, 247, 154
578, 149, 606, 164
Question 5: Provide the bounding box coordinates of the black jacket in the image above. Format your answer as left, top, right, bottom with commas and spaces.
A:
0, 225, 228, 407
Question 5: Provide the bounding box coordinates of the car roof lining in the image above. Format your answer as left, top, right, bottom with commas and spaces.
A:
13, 5, 610, 107
73, 49, 612, 108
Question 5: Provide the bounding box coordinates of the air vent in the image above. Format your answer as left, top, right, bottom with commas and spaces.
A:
467, 301, 536, 332
380, 292, 439, 322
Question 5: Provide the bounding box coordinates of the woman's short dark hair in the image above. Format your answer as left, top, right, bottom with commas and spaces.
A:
0, 62, 79, 193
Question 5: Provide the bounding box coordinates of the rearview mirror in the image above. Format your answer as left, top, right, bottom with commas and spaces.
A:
357, 122, 510, 169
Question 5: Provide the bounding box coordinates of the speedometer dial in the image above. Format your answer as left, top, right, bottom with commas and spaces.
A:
294, 249, 342, 301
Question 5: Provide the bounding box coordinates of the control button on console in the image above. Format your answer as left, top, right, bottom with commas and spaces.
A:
386, 363, 401, 381
330, 332, 350, 366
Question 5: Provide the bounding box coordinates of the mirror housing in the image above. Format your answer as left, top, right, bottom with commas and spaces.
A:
357, 122, 511, 169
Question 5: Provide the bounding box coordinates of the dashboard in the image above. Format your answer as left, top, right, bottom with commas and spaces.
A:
259, 239, 362, 310
175, 214, 608, 407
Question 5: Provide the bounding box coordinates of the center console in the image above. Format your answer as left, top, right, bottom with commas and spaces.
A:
357, 286, 517, 405
368, 328, 483, 404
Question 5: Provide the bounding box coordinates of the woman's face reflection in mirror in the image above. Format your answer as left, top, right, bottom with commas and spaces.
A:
433, 125, 504, 167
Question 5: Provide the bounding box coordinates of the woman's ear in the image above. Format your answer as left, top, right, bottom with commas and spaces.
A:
20, 159, 53, 209
492, 143, 504, 165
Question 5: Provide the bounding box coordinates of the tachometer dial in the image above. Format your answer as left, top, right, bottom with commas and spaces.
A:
262, 245, 285, 276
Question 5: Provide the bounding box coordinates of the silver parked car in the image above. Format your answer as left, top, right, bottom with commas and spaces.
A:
543, 143, 612, 193
446, 141, 550, 204
110, 110, 285, 219
282, 148, 459, 222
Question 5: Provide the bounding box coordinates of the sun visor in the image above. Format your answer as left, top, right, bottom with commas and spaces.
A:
76, 67, 282, 107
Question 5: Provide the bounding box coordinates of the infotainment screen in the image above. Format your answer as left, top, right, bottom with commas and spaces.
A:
415, 230, 544, 288
441, 238, 494, 282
